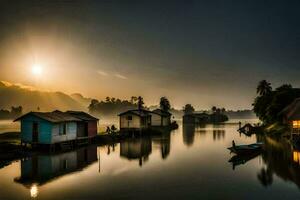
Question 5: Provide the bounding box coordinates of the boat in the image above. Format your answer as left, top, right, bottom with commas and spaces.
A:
227, 140, 263, 155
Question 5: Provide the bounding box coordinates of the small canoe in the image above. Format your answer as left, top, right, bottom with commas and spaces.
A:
228, 141, 263, 155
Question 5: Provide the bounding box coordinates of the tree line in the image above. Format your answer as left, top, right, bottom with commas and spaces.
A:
0, 106, 23, 119
88, 96, 172, 116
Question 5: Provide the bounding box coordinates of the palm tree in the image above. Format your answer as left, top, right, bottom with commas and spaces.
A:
257, 80, 272, 96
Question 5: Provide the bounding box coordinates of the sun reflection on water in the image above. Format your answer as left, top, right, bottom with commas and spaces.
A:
30, 184, 38, 198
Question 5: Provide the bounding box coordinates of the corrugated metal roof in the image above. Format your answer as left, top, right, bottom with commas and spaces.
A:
119, 109, 172, 117
66, 111, 99, 121
118, 109, 151, 117
14, 110, 98, 123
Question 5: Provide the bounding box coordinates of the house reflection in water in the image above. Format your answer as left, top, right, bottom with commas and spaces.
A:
212, 130, 225, 141
120, 132, 172, 166
257, 136, 300, 188
14, 146, 97, 197
183, 123, 196, 146
152, 132, 171, 159
183, 123, 225, 146
120, 137, 152, 166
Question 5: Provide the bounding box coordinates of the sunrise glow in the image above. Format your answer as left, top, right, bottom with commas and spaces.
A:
32, 64, 43, 76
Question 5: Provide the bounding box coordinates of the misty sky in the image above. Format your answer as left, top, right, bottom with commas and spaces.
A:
0, 0, 299, 109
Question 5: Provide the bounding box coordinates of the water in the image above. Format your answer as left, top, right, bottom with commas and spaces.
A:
0, 120, 20, 134
0, 120, 300, 199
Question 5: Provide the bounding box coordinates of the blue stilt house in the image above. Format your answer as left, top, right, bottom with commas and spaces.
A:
14, 110, 99, 147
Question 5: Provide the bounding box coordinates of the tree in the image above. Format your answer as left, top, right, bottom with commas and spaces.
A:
221, 108, 226, 113
183, 104, 195, 115
88, 99, 99, 113
111, 97, 116, 104
212, 106, 217, 113
160, 97, 171, 112
130, 96, 138, 104
137, 96, 144, 110
257, 80, 272, 96
253, 81, 300, 124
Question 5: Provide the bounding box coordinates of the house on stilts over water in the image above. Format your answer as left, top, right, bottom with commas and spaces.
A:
14, 110, 99, 149
118, 108, 174, 133
281, 98, 300, 135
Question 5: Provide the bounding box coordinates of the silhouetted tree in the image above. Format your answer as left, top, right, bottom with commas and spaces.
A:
183, 104, 195, 115
221, 108, 226, 113
253, 81, 300, 124
0, 105, 23, 119
160, 97, 171, 112
88, 99, 99, 113
130, 96, 138, 104
257, 80, 272, 96
212, 106, 217, 113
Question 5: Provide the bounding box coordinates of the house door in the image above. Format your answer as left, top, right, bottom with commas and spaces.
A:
84, 122, 89, 137
32, 122, 39, 143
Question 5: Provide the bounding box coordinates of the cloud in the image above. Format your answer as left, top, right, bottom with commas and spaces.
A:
0, 80, 38, 91
97, 70, 108, 76
114, 73, 127, 80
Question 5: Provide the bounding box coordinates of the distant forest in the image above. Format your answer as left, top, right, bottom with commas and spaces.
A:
0, 106, 22, 119
0, 81, 256, 120
88, 96, 139, 117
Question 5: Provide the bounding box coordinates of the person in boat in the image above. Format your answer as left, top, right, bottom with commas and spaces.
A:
106, 126, 111, 134
232, 140, 236, 148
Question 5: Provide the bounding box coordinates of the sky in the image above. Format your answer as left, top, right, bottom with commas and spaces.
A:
0, 0, 299, 109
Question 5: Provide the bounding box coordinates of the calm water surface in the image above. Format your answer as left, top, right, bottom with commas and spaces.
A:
1, 120, 300, 199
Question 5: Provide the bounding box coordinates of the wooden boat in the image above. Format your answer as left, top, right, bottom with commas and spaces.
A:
227, 141, 263, 155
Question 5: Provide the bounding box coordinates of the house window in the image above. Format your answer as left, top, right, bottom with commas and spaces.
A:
293, 120, 300, 129
126, 116, 132, 120
59, 123, 66, 135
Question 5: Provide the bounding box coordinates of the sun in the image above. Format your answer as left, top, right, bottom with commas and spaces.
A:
32, 64, 43, 76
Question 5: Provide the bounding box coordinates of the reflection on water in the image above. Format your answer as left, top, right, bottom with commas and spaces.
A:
229, 151, 261, 170
1, 121, 300, 199
120, 136, 152, 166
258, 136, 300, 189
30, 184, 38, 198
120, 132, 171, 166
14, 145, 98, 198
183, 123, 226, 146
